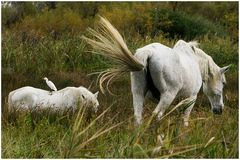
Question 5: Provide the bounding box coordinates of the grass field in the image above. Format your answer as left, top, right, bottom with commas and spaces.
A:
1, 70, 238, 158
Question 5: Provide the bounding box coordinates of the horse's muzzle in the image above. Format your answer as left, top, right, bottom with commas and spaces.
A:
212, 107, 223, 115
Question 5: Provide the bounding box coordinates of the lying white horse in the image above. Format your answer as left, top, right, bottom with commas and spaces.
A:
82, 17, 230, 126
8, 86, 99, 113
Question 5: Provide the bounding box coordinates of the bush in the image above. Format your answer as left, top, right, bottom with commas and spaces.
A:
200, 35, 238, 70
2, 2, 37, 28
2, 32, 108, 77
12, 7, 92, 42
150, 9, 227, 40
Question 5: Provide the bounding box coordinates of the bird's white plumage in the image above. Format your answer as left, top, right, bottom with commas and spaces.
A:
43, 77, 57, 91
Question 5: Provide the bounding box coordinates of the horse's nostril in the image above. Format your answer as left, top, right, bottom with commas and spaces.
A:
212, 108, 222, 115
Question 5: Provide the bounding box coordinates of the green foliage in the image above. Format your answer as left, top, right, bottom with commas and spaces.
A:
151, 9, 227, 40
2, 2, 37, 28
2, 87, 238, 158
3, 3, 235, 76
2, 2, 238, 41
56, 2, 99, 18
2, 2, 238, 74
177, 2, 238, 42
2, 32, 109, 77
12, 8, 91, 41
200, 36, 238, 70
98, 2, 153, 36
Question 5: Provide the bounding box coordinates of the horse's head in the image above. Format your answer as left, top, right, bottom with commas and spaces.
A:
79, 87, 99, 113
203, 64, 230, 114
89, 91, 99, 113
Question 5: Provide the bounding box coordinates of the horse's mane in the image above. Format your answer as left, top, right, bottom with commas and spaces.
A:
188, 41, 199, 48
173, 40, 219, 81
187, 41, 220, 81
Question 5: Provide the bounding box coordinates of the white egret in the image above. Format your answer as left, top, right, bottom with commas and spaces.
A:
43, 77, 57, 94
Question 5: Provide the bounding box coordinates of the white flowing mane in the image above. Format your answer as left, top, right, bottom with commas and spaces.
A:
187, 41, 220, 81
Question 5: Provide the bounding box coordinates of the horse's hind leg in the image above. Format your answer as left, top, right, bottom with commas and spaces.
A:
131, 71, 148, 125
183, 96, 197, 127
153, 91, 177, 120
132, 93, 145, 125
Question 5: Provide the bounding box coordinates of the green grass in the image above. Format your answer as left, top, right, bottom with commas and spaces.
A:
1, 24, 238, 158
1, 71, 238, 158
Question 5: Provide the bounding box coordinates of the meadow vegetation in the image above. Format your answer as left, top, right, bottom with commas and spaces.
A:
2, 2, 238, 158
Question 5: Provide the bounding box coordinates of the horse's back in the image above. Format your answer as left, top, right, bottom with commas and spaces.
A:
138, 43, 182, 78
133, 41, 202, 98
136, 43, 173, 56
132, 43, 182, 98
134, 43, 177, 68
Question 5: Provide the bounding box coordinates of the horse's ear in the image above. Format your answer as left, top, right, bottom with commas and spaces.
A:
81, 94, 86, 99
220, 65, 231, 74
208, 60, 214, 78
191, 45, 195, 52
94, 91, 99, 98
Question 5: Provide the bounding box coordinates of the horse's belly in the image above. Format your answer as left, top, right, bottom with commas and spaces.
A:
37, 96, 76, 110
177, 87, 198, 98
178, 74, 202, 98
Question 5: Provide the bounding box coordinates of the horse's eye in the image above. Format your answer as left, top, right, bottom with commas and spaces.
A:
216, 93, 221, 97
81, 94, 86, 99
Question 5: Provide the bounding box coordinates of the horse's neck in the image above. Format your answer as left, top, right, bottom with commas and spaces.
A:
173, 40, 219, 82
193, 48, 218, 81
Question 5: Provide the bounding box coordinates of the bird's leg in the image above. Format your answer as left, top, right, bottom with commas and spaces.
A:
49, 91, 52, 95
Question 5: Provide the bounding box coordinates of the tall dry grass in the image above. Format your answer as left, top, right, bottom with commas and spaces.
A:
2, 74, 238, 158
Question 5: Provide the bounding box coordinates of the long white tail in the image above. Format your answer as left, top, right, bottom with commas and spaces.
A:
82, 16, 144, 93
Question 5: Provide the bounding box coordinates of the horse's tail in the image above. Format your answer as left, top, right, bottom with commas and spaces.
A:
82, 16, 144, 93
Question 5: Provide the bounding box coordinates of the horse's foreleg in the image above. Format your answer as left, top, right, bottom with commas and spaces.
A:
183, 96, 197, 127
153, 91, 176, 120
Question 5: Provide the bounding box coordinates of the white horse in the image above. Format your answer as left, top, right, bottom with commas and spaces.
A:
8, 86, 99, 113
82, 17, 230, 126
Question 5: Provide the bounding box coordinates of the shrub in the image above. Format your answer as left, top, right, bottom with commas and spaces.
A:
200, 35, 238, 70
2, 32, 108, 77
150, 9, 227, 40
12, 7, 92, 42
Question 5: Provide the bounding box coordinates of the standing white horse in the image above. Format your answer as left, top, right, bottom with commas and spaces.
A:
82, 17, 230, 126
